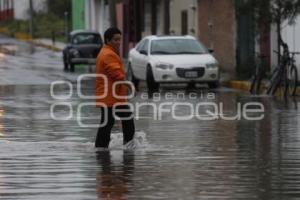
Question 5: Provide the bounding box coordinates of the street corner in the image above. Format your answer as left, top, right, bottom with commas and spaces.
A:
30, 39, 63, 52
223, 80, 251, 91
15, 32, 32, 41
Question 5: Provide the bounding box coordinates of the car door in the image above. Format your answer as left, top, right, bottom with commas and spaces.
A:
135, 39, 149, 80
130, 40, 144, 79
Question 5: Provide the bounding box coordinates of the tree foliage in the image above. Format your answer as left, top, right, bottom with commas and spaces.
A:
47, 0, 71, 18
239, 0, 300, 64
242, 0, 300, 25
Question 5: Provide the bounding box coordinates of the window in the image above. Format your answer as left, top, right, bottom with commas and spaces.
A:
72, 34, 102, 45
151, 39, 208, 55
140, 39, 149, 53
136, 40, 145, 52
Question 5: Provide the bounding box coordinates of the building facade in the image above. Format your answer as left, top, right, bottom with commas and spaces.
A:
0, 0, 14, 21
277, 17, 300, 78
197, 0, 272, 79
13, 0, 47, 20
72, 0, 85, 30
0, 0, 48, 21
169, 0, 198, 37
81, 0, 297, 78
84, 0, 171, 58
198, 0, 237, 76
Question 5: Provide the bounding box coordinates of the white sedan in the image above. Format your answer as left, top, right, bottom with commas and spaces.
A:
127, 35, 219, 91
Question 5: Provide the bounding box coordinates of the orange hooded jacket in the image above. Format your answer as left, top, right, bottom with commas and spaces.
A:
95, 45, 128, 107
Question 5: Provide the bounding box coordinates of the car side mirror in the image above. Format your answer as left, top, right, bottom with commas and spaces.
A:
208, 48, 214, 53
140, 50, 147, 55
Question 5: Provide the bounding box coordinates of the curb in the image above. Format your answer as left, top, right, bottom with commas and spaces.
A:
0, 30, 63, 52
223, 81, 250, 91
28, 40, 63, 52
223, 80, 300, 96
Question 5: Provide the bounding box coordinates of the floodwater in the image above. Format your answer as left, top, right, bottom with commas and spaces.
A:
1, 83, 300, 200
1, 35, 300, 199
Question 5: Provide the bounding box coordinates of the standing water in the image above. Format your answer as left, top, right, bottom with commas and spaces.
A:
1, 83, 300, 200
1, 37, 300, 199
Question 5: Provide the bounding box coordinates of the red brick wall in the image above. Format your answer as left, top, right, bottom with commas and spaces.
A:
198, 0, 236, 74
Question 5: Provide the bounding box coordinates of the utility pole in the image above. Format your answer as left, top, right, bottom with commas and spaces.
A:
29, 0, 34, 38
64, 11, 69, 41
276, 0, 282, 65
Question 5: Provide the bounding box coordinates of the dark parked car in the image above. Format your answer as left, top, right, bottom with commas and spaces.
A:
63, 30, 103, 72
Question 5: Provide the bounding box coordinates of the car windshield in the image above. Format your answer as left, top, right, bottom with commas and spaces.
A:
72, 34, 102, 45
150, 39, 208, 55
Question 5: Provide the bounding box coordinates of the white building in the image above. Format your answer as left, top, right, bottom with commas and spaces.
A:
85, 0, 110, 36
282, 18, 300, 68
271, 17, 300, 78
13, 0, 47, 20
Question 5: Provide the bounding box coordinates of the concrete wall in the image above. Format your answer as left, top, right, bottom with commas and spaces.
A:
85, 0, 109, 35
142, 0, 152, 36
169, 0, 198, 36
282, 18, 300, 78
198, 0, 236, 74
270, 18, 300, 78
0, 0, 13, 11
14, 0, 47, 20
141, 0, 165, 37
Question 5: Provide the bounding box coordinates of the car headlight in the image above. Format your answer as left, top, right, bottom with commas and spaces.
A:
206, 63, 218, 69
156, 63, 174, 70
70, 49, 80, 57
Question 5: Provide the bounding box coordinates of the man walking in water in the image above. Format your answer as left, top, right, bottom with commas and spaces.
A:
95, 27, 135, 148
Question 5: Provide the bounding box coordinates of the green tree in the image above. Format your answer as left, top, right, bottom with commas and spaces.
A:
241, 0, 300, 63
47, 0, 71, 18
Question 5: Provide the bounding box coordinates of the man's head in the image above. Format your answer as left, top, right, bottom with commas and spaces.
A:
104, 27, 122, 52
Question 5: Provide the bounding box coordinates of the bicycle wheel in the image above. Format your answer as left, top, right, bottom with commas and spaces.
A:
266, 67, 281, 95
286, 65, 298, 96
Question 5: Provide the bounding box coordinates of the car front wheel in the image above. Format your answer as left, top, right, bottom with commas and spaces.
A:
146, 65, 159, 92
127, 63, 140, 90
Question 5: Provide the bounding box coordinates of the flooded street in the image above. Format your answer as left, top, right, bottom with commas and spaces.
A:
0, 35, 87, 85
1, 36, 300, 199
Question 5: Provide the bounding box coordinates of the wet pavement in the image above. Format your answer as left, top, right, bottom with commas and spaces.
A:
0, 34, 89, 85
1, 35, 300, 200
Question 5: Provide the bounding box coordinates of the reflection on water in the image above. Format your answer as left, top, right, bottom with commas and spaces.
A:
0, 107, 3, 137
0, 84, 300, 199
96, 150, 134, 199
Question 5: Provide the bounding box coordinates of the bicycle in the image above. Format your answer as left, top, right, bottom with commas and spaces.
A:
266, 39, 299, 96
286, 51, 299, 96
249, 53, 267, 95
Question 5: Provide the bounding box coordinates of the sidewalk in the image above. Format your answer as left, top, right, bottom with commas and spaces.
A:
30, 38, 65, 52
5, 31, 66, 52
223, 79, 300, 96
